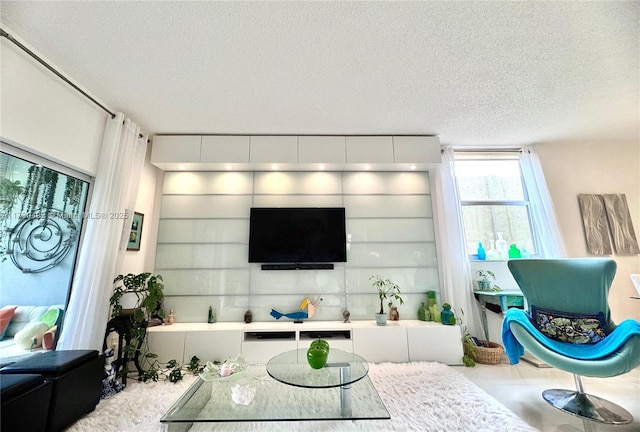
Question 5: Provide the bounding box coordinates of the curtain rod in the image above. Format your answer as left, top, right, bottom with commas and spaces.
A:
1, 28, 116, 119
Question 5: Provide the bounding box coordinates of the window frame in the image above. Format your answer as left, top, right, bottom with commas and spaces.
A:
454, 151, 541, 259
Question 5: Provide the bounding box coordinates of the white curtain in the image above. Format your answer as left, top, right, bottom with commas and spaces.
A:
432, 146, 484, 338
520, 145, 567, 258
58, 114, 148, 351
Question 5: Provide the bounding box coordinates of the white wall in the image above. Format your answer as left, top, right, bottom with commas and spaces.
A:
537, 140, 640, 322
0, 33, 106, 175
118, 145, 162, 276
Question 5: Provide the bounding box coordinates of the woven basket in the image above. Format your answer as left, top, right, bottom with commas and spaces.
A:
466, 340, 504, 365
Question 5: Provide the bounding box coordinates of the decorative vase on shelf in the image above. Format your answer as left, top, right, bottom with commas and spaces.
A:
486, 240, 500, 260
495, 232, 508, 259
375, 313, 387, 326
440, 304, 455, 325
418, 302, 428, 321
244, 310, 252, 324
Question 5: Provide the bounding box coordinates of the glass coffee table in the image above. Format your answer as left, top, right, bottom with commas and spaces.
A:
160, 349, 389, 431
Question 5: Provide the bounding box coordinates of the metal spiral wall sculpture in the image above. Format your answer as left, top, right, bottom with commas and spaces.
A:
7, 209, 78, 273
2, 165, 85, 273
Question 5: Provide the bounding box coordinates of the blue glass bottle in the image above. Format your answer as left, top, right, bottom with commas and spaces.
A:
477, 242, 486, 260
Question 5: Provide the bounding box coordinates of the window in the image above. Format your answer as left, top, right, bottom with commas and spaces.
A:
454, 152, 537, 259
0, 143, 91, 310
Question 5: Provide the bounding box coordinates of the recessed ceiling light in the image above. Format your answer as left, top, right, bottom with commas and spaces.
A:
178, 164, 185, 170
410, 164, 417, 170
319, 164, 325, 170
364, 165, 370, 170
271, 164, 278, 170
225, 164, 233, 170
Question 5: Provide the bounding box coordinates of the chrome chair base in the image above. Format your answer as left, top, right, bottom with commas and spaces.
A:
542, 389, 633, 425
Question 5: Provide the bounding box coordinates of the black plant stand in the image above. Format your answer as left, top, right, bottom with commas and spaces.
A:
103, 313, 147, 384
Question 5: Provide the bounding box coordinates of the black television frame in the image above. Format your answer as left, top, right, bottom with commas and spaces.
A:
248, 207, 347, 270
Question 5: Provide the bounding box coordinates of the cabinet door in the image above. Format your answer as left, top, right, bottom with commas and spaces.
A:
352, 327, 408, 363
201, 136, 250, 163
184, 330, 242, 363
298, 136, 346, 163
151, 136, 201, 163
393, 136, 441, 164
407, 325, 463, 365
250, 136, 297, 163
147, 331, 186, 364
242, 340, 298, 364
345, 136, 394, 163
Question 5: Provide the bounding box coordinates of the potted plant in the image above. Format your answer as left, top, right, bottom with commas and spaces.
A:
369, 275, 404, 326
475, 270, 495, 291
109, 272, 165, 380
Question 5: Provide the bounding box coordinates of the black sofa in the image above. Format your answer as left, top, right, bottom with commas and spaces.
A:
0, 350, 103, 432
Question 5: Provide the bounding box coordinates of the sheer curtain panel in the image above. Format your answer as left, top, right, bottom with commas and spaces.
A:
432, 146, 484, 338
520, 145, 567, 258
58, 114, 148, 351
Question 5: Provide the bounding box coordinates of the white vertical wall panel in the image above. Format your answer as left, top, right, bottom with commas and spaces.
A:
252, 195, 343, 208
254, 171, 342, 195
248, 265, 345, 295
346, 243, 438, 267
298, 136, 346, 163
345, 195, 433, 218
161, 269, 250, 295
393, 136, 441, 163
345, 136, 394, 163
163, 172, 253, 195
347, 218, 435, 242
250, 136, 298, 163
201, 135, 250, 163
155, 244, 248, 268
160, 196, 252, 218
151, 136, 201, 163
158, 220, 248, 243
155, 170, 438, 323
162, 295, 250, 323
345, 268, 440, 294
343, 172, 429, 194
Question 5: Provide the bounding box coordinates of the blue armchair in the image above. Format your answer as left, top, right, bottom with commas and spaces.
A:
503, 258, 640, 425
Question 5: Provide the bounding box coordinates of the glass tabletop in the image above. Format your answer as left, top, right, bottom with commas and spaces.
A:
266, 348, 369, 388
160, 364, 390, 428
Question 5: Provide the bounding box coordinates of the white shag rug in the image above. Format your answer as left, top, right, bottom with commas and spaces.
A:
67, 362, 537, 432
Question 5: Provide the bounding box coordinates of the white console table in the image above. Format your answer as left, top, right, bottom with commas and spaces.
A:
147, 320, 463, 365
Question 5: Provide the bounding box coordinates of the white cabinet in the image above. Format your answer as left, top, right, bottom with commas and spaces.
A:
250, 136, 298, 163
147, 331, 186, 364
151, 136, 201, 163
298, 136, 346, 163
146, 320, 463, 366
352, 325, 409, 363
201, 135, 250, 163
345, 136, 394, 163
184, 330, 242, 363
393, 136, 441, 164
406, 324, 463, 364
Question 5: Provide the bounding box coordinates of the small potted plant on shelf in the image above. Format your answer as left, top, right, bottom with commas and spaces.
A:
370, 275, 404, 326
475, 270, 496, 291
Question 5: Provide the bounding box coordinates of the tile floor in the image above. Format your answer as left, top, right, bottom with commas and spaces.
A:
456, 360, 640, 432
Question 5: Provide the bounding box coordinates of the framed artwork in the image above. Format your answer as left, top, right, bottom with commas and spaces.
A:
127, 212, 144, 251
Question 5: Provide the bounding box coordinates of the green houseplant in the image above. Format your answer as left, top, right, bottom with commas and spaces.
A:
110, 272, 166, 381
369, 275, 404, 326
475, 270, 495, 291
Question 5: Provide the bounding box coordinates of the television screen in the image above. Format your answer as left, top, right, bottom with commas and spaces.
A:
248, 207, 347, 263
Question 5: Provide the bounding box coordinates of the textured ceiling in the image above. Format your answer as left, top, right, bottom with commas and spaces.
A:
1, 1, 638, 147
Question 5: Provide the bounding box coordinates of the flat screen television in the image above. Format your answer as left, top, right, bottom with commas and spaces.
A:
248, 207, 347, 263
